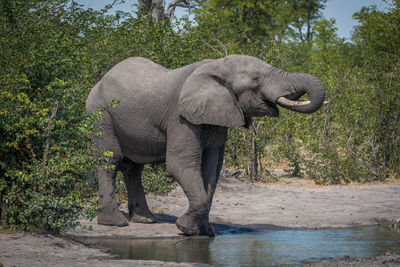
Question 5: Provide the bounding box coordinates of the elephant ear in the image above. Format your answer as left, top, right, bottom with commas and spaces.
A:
178, 63, 245, 127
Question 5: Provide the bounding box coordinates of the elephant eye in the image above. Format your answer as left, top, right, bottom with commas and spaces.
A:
252, 77, 260, 83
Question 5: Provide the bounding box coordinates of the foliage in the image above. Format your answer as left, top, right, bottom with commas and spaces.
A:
193, 0, 327, 44
351, 1, 400, 178
218, 3, 400, 184
287, 5, 400, 184
142, 165, 176, 195
0, 1, 96, 233
0, 73, 99, 233
116, 165, 175, 202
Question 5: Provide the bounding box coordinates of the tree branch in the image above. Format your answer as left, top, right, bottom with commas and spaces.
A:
212, 37, 228, 56
166, 0, 195, 23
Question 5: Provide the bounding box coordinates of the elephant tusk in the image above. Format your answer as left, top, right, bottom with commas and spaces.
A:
276, 97, 311, 107
323, 101, 330, 105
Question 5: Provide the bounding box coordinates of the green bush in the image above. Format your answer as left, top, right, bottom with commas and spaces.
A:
115, 165, 176, 203
142, 165, 176, 195
0, 74, 99, 233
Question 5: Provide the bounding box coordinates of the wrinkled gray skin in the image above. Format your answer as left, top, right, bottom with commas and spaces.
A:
86, 55, 325, 236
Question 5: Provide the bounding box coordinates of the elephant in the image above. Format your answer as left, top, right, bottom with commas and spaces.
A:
86, 55, 325, 236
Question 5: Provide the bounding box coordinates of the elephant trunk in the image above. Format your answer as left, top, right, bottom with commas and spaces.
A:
275, 73, 326, 114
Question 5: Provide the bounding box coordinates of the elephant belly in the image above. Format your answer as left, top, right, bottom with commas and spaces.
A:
107, 105, 169, 164
118, 132, 167, 164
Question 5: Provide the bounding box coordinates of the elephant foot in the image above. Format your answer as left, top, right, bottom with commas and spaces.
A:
97, 209, 129, 227
176, 213, 215, 237
131, 210, 155, 224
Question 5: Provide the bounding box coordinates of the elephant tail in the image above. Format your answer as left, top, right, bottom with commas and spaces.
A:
86, 82, 103, 114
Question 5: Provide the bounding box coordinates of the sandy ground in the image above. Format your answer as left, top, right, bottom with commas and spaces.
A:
1, 175, 400, 266
72, 175, 400, 238
305, 253, 400, 267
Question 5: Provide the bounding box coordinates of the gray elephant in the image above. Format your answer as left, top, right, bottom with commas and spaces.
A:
86, 55, 325, 236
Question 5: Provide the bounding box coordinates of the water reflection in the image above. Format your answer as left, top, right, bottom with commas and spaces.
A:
93, 226, 400, 266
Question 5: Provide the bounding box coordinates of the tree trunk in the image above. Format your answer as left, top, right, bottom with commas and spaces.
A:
249, 134, 258, 180
151, 0, 167, 21
248, 120, 262, 180
138, 0, 166, 21
1, 0, 16, 30
138, 0, 152, 10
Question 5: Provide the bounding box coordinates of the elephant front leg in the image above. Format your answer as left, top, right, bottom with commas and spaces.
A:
172, 167, 214, 236
202, 145, 225, 212
167, 135, 214, 236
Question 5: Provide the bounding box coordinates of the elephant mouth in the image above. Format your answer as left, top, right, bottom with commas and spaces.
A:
265, 100, 279, 117
254, 99, 278, 117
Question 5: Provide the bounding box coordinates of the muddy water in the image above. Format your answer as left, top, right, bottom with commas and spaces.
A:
93, 226, 400, 266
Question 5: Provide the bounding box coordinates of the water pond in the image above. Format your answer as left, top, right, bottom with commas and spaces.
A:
91, 226, 400, 266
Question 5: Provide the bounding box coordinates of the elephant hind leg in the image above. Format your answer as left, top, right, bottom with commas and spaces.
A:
97, 166, 129, 226
95, 111, 128, 227
119, 159, 155, 224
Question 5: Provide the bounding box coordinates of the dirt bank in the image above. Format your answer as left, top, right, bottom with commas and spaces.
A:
305, 254, 400, 267
1, 176, 399, 266
72, 176, 400, 239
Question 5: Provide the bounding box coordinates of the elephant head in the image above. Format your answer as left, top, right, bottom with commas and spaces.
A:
179, 55, 325, 127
